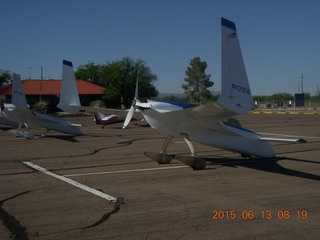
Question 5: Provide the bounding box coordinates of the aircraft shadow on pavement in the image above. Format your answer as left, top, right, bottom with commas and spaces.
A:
204, 157, 320, 182
100, 123, 149, 129
0, 126, 80, 142
41, 134, 79, 142
0, 126, 15, 131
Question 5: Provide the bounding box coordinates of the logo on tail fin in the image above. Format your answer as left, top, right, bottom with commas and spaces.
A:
228, 32, 237, 39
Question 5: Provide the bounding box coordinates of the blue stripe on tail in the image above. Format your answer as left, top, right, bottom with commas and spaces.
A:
221, 18, 236, 30
63, 60, 73, 67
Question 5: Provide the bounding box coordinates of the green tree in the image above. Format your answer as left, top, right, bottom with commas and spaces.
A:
182, 57, 213, 103
0, 70, 12, 86
303, 92, 312, 101
313, 86, 320, 101
75, 58, 159, 108
269, 92, 293, 101
75, 62, 102, 84
100, 57, 158, 108
209, 94, 220, 102
159, 95, 189, 103
253, 95, 269, 102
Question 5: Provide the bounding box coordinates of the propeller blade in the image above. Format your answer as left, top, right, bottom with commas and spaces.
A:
122, 105, 135, 129
122, 78, 139, 129
134, 78, 139, 99
122, 79, 139, 129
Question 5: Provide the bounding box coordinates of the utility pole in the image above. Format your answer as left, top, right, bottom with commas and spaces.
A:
40, 66, 43, 102
27, 67, 32, 79
301, 73, 304, 94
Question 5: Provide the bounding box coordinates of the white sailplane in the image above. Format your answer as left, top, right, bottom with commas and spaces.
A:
121, 18, 306, 169
2, 73, 83, 138
59, 18, 306, 169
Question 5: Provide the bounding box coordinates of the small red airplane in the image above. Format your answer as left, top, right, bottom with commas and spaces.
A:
93, 112, 140, 128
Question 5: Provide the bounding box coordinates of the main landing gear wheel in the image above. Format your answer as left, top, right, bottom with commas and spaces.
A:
143, 134, 207, 170
241, 154, 253, 159
175, 155, 206, 170
143, 135, 175, 164
143, 152, 174, 164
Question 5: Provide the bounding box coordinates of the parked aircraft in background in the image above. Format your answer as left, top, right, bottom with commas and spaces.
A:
1, 102, 18, 127
0, 113, 19, 127
2, 73, 83, 138
58, 60, 141, 124
93, 112, 140, 128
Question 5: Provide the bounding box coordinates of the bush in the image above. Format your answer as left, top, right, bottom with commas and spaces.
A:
32, 101, 49, 113
89, 100, 106, 108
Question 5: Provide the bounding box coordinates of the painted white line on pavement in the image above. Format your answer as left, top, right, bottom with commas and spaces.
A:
63, 165, 189, 177
63, 159, 278, 178
23, 161, 118, 202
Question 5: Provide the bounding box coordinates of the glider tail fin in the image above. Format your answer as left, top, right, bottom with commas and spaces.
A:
218, 18, 254, 114
58, 60, 81, 114
12, 73, 28, 109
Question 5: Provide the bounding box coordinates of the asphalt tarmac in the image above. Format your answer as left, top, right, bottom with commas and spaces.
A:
0, 113, 319, 240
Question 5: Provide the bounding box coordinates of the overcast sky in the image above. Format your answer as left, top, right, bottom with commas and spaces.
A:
1, 0, 319, 95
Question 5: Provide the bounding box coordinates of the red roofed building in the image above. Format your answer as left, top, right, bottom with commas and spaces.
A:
0, 79, 105, 109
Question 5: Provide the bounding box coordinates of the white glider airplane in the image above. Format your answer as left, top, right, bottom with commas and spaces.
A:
59, 18, 306, 169
2, 73, 83, 138
121, 18, 306, 169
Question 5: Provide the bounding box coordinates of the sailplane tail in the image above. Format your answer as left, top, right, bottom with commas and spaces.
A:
57, 60, 81, 114
12, 73, 28, 109
218, 18, 254, 114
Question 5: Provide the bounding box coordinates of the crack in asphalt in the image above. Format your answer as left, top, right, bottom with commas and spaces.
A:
0, 191, 30, 240
8, 137, 143, 163
79, 197, 124, 229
